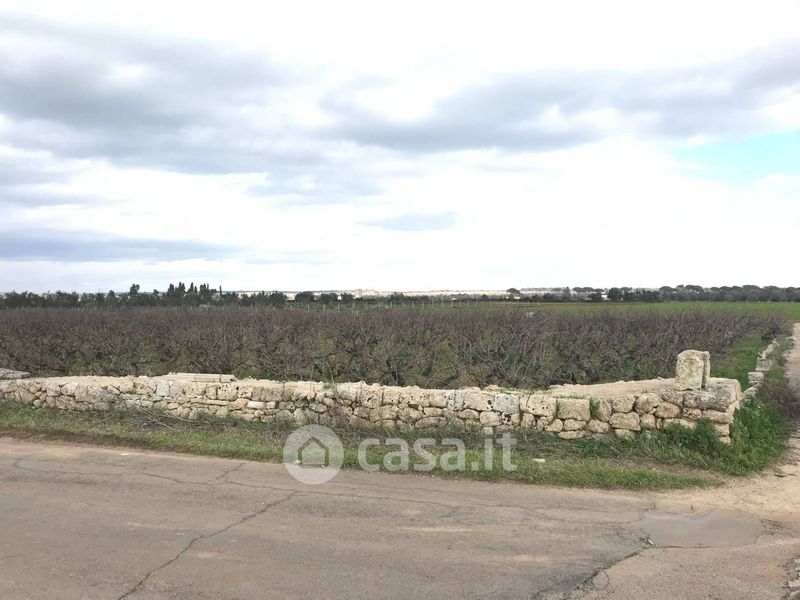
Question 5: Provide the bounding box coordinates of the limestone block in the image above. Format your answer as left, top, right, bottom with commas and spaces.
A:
479, 411, 501, 426
381, 387, 402, 406
544, 418, 564, 433
353, 406, 371, 419
0, 380, 16, 398
216, 383, 238, 401
155, 380, 171, 397
0, 368, 30, 380
492, 393, 519, 414
17, 388, 35, 403
117, 378, 134, 394
659, 389, 684, 406
675, 350, 710, 390
60, 382, 79, 396
417, 416, 443, 429
562, 418, 586, 431
701, 409, 735, 424
614, 429, 635, 440
426, 393, 448, 409
462, 390, 493, 412
181, 382, 206, 397
445, 390, 465, 411
372, 405, 399, 421
654, 401, 681, 419
261, 383, 284, 403
558, 431, 586, 439
708, 379, 741, 405
640, 414, 656, 429
133, 379, 156, 395
683, 407, 702, 420
359, 384, 383, 409
402, 387, 426, 408
401, 407, 423, 422
594, 399, 612, 422
634, 394, 658, 414
612, 395, 636, 413
275, 410, 295, 424
587, 419, 610, 434
557, 398, 590, 421
523, 394, 557, 417
747, 372, 765, 387
609, 412, 640, 431
683, 389, 732, 412
455, 408, 478, 421
208, 398, 231, 406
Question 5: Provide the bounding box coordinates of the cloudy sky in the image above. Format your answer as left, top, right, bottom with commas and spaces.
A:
1, 1, 799, 292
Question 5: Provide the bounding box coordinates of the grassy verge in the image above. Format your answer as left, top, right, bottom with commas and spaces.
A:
0, 402, 719, 491
578, 400, 787, 475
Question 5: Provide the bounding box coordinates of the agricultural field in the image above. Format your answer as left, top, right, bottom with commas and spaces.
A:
0, 305, 790, 390
0, 304, 795, 491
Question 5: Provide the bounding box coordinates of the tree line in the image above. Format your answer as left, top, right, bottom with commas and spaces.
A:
0, 283, 798, 310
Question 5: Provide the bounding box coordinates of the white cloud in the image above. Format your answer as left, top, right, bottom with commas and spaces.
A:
0, 1, 798, 290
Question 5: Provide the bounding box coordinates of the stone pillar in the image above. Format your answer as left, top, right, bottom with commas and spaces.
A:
675, 350, 710, 390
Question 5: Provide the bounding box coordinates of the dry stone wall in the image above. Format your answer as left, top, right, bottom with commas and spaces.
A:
744, 339, 782, 400
0, 354, 743, 442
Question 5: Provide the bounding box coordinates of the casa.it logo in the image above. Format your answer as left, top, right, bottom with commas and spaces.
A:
283, 425, 344, 484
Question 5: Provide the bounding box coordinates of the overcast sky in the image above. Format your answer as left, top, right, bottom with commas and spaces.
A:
1, 1, 799, 292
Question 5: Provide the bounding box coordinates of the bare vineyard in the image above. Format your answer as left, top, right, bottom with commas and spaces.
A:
0, 308, 788, 390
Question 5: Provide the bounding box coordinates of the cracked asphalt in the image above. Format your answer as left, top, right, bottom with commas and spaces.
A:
0, 324, 798, 599
1, 436, 799, 600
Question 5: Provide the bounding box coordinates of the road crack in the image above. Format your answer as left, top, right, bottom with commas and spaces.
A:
116, 491, 296, 599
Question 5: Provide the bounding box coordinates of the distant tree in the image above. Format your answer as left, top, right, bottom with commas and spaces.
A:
295, 291, 316, 303
607, 288, 623, 302
129, 283, 140, 296
319, 292, 338, 304
341, 292, 354, 303
268, 291, 287, 307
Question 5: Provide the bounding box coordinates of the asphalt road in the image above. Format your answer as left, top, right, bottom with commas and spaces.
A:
1, 436, 799, 600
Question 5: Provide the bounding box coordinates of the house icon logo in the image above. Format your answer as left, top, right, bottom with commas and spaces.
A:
298, 437, 329, 467
283, 425, 343, 484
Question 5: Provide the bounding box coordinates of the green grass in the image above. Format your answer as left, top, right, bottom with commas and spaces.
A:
407, 300, 800, 320
578, 401, 788, 476
290, 299, 800, 322
712, 332, 770, 388
0, 403, 714, 490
